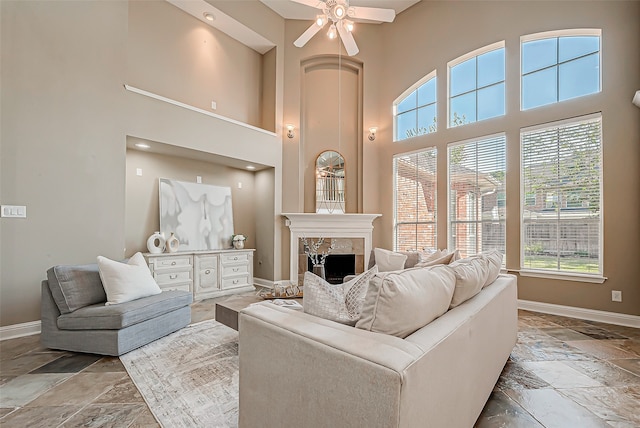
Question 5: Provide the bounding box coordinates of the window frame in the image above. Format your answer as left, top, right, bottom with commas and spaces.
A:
447, 41, 506, 128
519, 112, 605, 283
393, 70, 437, 142
520, 29, 602, 111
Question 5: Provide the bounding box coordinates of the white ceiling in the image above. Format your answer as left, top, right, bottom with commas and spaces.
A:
259, 0, 421, 22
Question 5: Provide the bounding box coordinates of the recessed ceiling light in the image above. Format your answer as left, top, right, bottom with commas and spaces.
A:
246, 165, 256, 170
203, 12, 215, 21
134, 143, 151, 149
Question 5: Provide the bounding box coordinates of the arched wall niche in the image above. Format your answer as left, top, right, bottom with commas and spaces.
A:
300, 55, 363, 213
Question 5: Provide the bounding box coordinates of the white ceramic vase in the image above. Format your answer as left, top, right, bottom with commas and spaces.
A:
233, 240, 245, 250
166, 232, 180, 253
146, 231, 165, 254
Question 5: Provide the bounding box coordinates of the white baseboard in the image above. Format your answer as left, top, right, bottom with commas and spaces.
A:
0, 320, 41, 341
518, 300, 640, 328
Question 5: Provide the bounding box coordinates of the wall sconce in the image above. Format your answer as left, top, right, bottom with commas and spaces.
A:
368, 127, 377, 141
286, 124, 295, 139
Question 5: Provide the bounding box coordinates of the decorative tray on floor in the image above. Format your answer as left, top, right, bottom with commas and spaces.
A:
258, 285, 303, 299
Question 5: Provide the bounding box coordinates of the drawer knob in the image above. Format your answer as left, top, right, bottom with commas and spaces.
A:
233, 268, 239, 272
233, 279, 239, 284
170, 274, 178, 279
234, 257, 238, 260
205, 269, 211, 274
171, 261, 177, 266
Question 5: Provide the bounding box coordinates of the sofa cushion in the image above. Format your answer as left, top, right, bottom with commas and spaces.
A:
373, 248, 408, 272
448, 257, 489, 308
415, 249, 460, 267
57, 290, 192, 330
480, 250, 503, 287
97, 252, 162, 305
47, 263, 107, 314
303, 266, 378, 325
356, 265, 456, 338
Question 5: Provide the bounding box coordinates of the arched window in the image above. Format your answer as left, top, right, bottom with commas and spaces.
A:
521, 29, 601, 110
448, 41, 505, 127
393, 71, 437, 142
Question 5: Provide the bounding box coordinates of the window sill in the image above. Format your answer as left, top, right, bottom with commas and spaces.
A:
509, 269, 607, 284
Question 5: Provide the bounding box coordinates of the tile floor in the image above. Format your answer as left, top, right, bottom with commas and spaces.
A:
1, 297, 639, 427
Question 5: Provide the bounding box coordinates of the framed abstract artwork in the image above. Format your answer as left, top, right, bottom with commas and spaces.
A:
159, 178, 234, 251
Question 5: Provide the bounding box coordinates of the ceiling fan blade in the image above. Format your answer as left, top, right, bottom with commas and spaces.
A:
337, 22, 359, 56
291, 0, 325, 10
294, 22, 324, 48
349, 6, 395, 23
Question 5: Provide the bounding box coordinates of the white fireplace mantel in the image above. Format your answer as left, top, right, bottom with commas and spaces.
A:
282, 213, 381, 285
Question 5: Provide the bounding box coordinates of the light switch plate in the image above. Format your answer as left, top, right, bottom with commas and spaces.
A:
1, 205, 27, 218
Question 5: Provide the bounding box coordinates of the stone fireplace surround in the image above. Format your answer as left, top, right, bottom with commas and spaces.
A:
282, 213, 381, 285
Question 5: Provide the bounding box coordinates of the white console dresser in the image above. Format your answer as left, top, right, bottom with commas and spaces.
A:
144, 249, 255, 301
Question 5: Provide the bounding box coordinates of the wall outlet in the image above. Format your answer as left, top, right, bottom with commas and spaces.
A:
1, 205, 27, 218
211, 101, 217, 110
611, 290, 622, 302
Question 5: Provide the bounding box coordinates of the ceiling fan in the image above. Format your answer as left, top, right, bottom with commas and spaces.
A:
292, 0, 396, 56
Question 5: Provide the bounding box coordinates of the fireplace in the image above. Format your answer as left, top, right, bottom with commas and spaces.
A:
283, 213, 381, 285
307, 254, 356, 284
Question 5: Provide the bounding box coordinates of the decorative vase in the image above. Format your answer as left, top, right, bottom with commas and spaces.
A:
233, 240, 245, 250
146, 231, 165, 254
312, 264, 326, 280
165, 232, 180, 253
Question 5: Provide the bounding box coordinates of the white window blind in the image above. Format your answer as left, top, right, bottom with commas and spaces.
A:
394, 149, 437, 251
448, 134, 506, 259
521, 114, 602, 275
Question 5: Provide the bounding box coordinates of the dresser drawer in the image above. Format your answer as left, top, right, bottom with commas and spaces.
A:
155, 270, 192, 285
221, 252, 249, 265
152, 256, 192, 270
221, 264, 249, 278
159, 284, 191, 293
221, 274, 251, 290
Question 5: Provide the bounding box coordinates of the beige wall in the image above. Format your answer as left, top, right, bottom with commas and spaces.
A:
127, 0, 263, 127
0, 0, 285, 327
373, 1, 640, 315
2, 0, 638, 328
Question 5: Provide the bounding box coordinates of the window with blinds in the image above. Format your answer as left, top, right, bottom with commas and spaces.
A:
394, 149, 437, 251
521, 113, 602, 275
448, 134, 506, 260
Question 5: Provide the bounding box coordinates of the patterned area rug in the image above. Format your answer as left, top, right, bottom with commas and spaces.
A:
120, 320, 239, 427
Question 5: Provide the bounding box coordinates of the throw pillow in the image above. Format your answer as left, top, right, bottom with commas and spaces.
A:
480, 250, 503, 287
356, 265, 456, 338
374, 248, 408, 272
448, 257, 489, 308
415, 249, 460, 267
97, 252, 162, 305
303, 266, 378, 326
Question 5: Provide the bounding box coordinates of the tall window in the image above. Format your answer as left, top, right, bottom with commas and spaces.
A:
521, 114, 602, 276
394, 72, 437, 141
521, 30, 601, 110
448, 42, 505, 127
448, 134, 506, 259
394, 149, 437, 251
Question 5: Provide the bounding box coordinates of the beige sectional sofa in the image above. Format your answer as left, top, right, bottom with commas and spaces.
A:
238, 273, 517, 427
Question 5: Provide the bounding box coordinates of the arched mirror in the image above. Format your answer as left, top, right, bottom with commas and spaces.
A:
315, 150, 345, 214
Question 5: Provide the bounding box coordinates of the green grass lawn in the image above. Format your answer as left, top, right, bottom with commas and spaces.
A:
523, 255, 600, 273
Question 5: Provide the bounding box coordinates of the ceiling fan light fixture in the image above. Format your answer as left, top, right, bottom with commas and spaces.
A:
343, 19, 354, 32
315, 14, 327, 27
327, 24, 337, 39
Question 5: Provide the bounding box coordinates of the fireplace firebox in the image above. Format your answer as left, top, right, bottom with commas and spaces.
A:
307, 254, 356, 284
